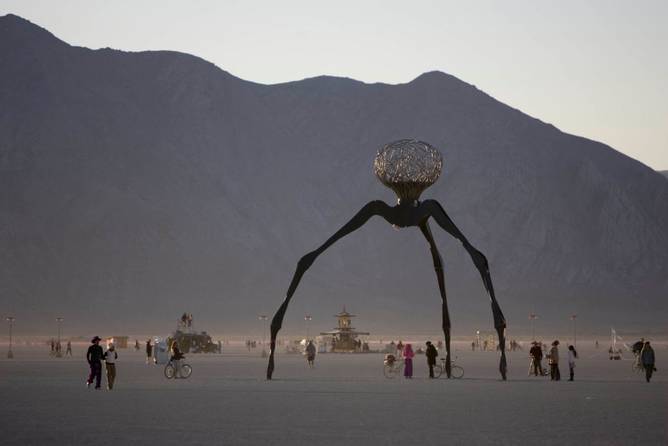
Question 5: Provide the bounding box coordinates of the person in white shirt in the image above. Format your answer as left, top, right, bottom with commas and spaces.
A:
103, 344, 118, 390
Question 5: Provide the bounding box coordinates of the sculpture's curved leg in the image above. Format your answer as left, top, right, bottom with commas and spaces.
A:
419, 221, 452, 378
423, 199, 507, 380
267, 200, 393, 379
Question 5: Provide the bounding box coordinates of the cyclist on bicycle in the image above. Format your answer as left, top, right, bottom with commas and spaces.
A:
171, 342, 185, 378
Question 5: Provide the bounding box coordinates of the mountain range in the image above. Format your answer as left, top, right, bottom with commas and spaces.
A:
1, 14, 667, 336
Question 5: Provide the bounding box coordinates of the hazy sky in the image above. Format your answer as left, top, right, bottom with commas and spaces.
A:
2, 0, 666, 170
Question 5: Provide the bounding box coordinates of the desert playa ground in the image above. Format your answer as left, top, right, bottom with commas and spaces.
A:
1, 342, 665, 445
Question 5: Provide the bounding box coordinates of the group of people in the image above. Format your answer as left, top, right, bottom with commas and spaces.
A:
529, 340, 577, 381
84, 335, 658, 387
85, 336, 118, 390
179, 313, 194, 328
86, 336, 190, 389
49, 339, 73, 356
382, 340, 439, 379
472, 338, 522, 352
399, 341, 440, 379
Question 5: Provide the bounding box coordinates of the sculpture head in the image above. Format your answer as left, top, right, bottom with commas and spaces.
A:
373, 139, 443, 203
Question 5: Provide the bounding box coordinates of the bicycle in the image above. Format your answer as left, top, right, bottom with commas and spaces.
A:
164, 359, 192, 379
528, 357, 549, 377
432, 356, 464, 379
383, 354, 403, 378
632, 354, 644, 373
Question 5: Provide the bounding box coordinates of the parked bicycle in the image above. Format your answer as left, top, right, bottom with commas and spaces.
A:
164, 359, 192, 379
383, 354, 403, 378
432, 356, 464, 379
528, 357, 549, 377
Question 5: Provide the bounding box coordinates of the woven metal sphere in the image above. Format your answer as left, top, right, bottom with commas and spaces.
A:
373, 139, 443, 202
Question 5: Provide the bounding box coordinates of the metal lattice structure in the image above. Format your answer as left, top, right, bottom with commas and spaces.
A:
373, 139, 443, 202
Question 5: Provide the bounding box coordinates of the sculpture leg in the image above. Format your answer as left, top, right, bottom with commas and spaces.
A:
267, 302, 287, 380
267, 263, 307, 380
493, 301, 508, 380
266, 200, 393, 379
424, 200, 507, 380
419, 221, 452, 378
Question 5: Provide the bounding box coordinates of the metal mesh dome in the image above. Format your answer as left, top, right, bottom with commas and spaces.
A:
373, 139, 443, 201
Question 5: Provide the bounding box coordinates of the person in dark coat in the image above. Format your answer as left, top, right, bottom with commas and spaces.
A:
145, 339, 153, 364
305, 340, 316, 368
86, 336, 104, 389
425, 341, 438, 378
548, 340, 560, 381
640, 341, 656, 383
529, 342, 544, 376
567, 345, 578, 381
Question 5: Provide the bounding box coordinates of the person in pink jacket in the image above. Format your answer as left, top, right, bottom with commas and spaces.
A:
403, 343, 415, 378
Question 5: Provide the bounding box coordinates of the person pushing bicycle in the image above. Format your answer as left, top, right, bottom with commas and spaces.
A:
171, 342, 185, 378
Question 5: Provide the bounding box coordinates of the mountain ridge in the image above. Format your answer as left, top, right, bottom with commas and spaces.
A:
1, 14, 667, 336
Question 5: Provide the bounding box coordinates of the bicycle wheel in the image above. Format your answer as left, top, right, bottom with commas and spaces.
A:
164, 363, 175, 379
180, 364, 192, 379
432, 363, 443, 378
451, 365, 464, 379
384, 364, 398, 379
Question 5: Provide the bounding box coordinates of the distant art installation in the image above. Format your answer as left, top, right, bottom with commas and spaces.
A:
267, 139, 507, 380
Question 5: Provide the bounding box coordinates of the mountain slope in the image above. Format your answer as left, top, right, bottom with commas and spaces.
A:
1, 14, 667, 335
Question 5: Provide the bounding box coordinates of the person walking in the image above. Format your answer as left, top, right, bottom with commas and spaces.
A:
104, 343, 118, 390
567, 345, 578, 381
305, 340, 316, 368
425, 341, 438, 378
640, 341, 656, 383
86, 336, 104, 389
548, 340, 560, 381
529, 341, 544, 376
403, 343, 415, 379
145, 339, 153, 364
66, 340, 73, 356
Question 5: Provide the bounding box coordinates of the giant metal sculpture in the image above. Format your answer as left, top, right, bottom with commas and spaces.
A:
267, 139, 507, 380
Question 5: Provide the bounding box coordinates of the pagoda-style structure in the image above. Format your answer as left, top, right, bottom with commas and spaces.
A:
320, 306, 369, 352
